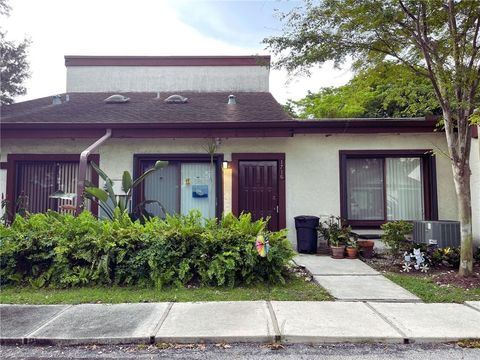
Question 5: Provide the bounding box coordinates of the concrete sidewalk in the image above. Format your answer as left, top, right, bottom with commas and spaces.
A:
294, 254, 421, 302
1, 301, 480, 345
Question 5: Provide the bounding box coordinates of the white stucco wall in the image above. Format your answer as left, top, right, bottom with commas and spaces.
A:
2, 133, 465, 246
223, 168, 233, 214
66, 66, 269, 93
471, 135, 480, 249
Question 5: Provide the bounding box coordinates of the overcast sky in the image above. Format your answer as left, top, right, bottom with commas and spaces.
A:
3, 0, 352, 104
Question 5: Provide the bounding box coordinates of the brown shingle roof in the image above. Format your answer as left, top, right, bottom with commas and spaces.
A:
1, 92, 292, 124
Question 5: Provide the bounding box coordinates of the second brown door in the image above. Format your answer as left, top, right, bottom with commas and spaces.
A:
238, 160, 279, 231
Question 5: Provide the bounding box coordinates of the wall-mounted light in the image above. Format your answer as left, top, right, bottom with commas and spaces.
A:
222, 161, 231, 169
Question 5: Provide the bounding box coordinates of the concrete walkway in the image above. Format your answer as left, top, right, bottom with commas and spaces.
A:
1, 301, 480, 345
294, 254, 421, 302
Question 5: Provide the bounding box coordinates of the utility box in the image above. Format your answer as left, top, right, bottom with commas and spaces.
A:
413, 221, 461, 248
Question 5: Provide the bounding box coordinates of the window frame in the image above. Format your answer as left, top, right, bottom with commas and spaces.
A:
6, 154, 100, 218
339, 150, 438, 228
133, 154, 224, 218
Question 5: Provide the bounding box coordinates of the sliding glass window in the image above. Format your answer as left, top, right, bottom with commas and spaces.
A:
340, 151, 436, 226
136, 155, 222, 219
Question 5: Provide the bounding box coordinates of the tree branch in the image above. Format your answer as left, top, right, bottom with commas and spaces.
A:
467, 15, 480, 72
370, 28, 430, 77
398, 0, 417, 22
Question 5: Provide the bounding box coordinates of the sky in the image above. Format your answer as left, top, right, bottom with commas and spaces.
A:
2, 0, 352, 105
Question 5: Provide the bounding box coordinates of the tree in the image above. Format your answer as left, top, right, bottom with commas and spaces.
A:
290, 62, 442, 118
264, 0, 480, 276
0, 0, 30, 105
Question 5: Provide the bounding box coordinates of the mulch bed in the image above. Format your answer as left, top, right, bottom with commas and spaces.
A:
363, 255, 480, 289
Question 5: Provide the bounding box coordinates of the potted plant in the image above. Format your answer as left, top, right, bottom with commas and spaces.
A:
357, 240, 375, 259
346, 236, 359, 259
329, 233, 346, 259
319, 216, 349, 259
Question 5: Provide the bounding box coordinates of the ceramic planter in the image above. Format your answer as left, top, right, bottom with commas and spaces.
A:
330, 245, 345, 259
357, 240, 374, 259
346, 246, 358, 259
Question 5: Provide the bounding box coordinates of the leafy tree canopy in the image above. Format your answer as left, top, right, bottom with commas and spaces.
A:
0, 0, 30, 105
288, 62, 442, 118
264, 0, 479, 119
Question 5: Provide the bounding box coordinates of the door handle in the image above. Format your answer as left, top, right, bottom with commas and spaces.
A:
275, 205, 279, 213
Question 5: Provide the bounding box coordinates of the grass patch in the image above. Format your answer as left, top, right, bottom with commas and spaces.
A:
0, 277, 332, 304
385, 273, 480, 303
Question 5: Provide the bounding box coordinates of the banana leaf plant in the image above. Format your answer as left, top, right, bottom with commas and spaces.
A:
84, 160, 168, 220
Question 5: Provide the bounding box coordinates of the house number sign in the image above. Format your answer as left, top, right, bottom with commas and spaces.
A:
279, 159, 285, 180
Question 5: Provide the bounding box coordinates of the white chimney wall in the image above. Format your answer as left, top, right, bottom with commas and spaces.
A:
66, 65, 270, 93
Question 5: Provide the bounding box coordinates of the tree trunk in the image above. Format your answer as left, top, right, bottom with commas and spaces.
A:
452, 166, 473, 277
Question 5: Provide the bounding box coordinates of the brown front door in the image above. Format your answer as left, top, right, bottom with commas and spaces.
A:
238, 160, 279, 231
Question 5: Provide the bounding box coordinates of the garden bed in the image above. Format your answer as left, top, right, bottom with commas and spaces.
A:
364, 255, 480, 302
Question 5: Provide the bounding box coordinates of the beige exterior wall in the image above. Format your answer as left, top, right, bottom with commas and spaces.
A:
471, 134, 480, 248
1, 132, 467, 246
66, 66, 269, 93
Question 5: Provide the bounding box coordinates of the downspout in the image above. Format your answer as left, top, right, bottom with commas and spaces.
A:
76, 129, 112, 215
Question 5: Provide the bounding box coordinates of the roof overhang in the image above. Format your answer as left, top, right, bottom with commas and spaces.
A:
1, 119, 440, 139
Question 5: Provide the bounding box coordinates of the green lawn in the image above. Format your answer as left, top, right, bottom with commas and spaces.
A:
0, 277, 332, 304
385, 273, 480, 303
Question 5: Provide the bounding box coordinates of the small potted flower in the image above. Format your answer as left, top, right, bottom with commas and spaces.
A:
346, 236, 359, 259
319, 216, 349, 259
329, 232, 346, 259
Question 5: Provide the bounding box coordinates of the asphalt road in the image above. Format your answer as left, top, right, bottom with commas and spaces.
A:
2, 343, 480, 359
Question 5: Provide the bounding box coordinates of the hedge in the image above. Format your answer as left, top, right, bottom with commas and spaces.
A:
0, 210, 294, 288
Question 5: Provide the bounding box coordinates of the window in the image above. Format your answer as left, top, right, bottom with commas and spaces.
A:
134, 155, 223, 219
7, 154, 99, 216
340, 151, 437, 227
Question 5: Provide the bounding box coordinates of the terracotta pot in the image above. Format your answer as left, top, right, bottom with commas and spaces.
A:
357, 240, 374, 259
330, 245, 345, 259
346, 247, 358, 259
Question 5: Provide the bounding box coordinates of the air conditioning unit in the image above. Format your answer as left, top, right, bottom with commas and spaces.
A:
413, 221, 461, 248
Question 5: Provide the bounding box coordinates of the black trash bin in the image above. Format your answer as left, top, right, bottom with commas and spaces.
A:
294, 215, 320, 253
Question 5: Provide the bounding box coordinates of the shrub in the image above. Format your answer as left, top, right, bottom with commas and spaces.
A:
400, 243, 464, 269
380, 220, 413, 260
429, 246, 461, 268
0, 210, 294, 289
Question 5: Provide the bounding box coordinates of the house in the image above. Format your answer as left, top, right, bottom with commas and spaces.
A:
1, 55, 479, 247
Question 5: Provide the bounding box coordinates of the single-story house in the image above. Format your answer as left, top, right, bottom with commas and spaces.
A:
1, 55, 479, 247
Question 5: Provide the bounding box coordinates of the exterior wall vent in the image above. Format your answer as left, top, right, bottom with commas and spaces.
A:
164, 94, 188, 104
104, 94, 130, 104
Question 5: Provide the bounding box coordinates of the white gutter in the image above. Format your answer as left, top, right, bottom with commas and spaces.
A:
75, 128, 112, 214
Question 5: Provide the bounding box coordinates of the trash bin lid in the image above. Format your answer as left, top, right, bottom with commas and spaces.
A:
295, 215, 320, 221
